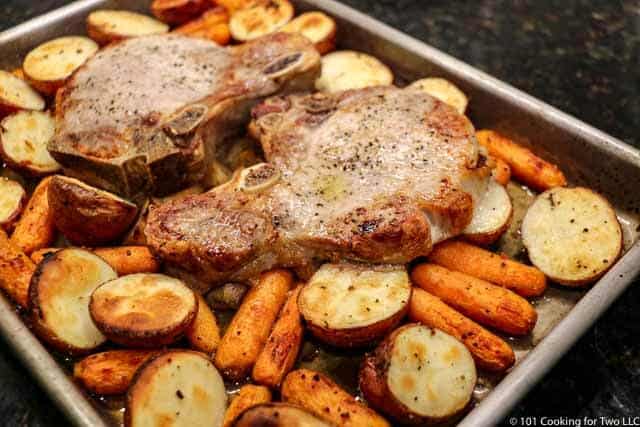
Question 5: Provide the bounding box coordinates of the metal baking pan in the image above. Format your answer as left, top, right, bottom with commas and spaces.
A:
1, 1, 640, 426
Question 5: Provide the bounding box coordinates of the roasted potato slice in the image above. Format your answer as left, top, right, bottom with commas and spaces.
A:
282, 369, 390, 427
0, 110, 60, 176
10, 176, 57, 255
360, 323, 476, 425
22, 36, 98, 96
87, 10, 169, 45
0, 177, 26, 229
298, 263, 410, 348
233, 403, 332, 427
281, 11, 336, 54
90, 273, 197, 347
0, 228, 35, 308
29, 248, 116, 354
126, 350, 227, 427
48, 175, 138, 246
223, 384, 272, 427
74, 349, 160, 395
174, 7, 231, 45
229, 0, 294, 41
522, 187, 622, 286
409, 77, 468, 115
151, 0, 214, 25
0, 70, 45, 116
463, 180, 512, 245
316, 50, 394, 92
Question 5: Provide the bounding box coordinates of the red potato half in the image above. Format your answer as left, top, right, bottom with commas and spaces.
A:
0, 177, 26, 229
0, 110, 60, 176
280, 11, 337, 54
409, 77, 469, 115
47, 175, 138, 246
90, 273, 197, 347
22, 36, 98, 96
522, 187, 622, 286
87, 10, 169, 45
0, 70, 45, 116
229, 0, 294, 41
360, 323, 476, 425
463, 179, 513, 245
298, 263, 411, 348
126, 350, 227, 427
315, 50, 393, 92
151, 0, 214, 25
29, 248, 117, 354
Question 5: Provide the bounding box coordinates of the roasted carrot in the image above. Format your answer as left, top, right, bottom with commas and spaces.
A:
0, 228, 35, 308
492, 156, 511, 186
222, 384, 272, 427
185, 293, 221, 354
428, 240, 547, 297
11, 176, 56, 255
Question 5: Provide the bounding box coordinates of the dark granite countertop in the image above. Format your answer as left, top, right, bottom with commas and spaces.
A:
1, 0, 639, 425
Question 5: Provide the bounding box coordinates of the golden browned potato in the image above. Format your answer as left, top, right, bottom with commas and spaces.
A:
409, 288, 515, 372
0, 111, 60, 176
151, 0, 213, 25
281, 11, 336, 54
428, 240, 547, 298
93, 246, 160, 275
74, 350, 161, 395
22, 36, 98, 95
252, 285, 303, 388
0, 228, 35, 308
185, 293, 221, 354
360, 324, 476, 425
10, 176, 57, 255
522, 187, 622, 286
229, 0, 294, 41
233, 403, 332, 427
0, 178, 26, 230
126, 351, 226, 427
29, 248, 116, 354
173, 7, 231, 45
0, 70, 45, 117
222, 384, 272, 427
298, 264, 410, 348
48, 175, 138, 246
412, 264, 537, 335
90, 273, 197, 347
462, 180, 512, 245
476, 129, 567, 192
282, 369, 390, 427
409, 77, 468, 115
315, 50, 393, 92
87, 10, 169, 45
214, 269, 292, 380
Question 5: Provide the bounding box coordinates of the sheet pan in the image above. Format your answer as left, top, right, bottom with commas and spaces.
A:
1, 1, 639, 426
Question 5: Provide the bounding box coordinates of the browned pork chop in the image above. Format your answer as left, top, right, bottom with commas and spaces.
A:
146, 87, 491, 289
50, 32, 320, 198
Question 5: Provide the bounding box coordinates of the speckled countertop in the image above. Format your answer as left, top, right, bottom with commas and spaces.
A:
1, 0, 639, 425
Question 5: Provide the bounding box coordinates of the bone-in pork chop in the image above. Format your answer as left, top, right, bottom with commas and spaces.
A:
50, 32, 320, 198
146, 87, 491, 287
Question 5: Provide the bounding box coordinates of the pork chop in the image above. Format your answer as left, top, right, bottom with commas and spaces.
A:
146, 86, 491, 288
49, 32, 320, 199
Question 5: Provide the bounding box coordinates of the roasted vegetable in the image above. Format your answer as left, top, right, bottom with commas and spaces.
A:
87, 10, 169, 45
316, 50, 393, 92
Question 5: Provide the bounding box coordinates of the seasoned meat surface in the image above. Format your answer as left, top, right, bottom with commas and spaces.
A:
146, 87, 491, 288
50, 33, 320, 198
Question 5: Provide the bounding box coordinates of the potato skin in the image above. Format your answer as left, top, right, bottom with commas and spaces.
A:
359, 324, 470, 425
304, 301, 409, 349
233, 403, 332, 427
11, 176, 56, 255
151, 0, 213, 25
48, 175, 138, 246
74, 350, 160, 395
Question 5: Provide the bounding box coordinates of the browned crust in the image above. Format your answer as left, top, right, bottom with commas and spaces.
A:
233, 403, 331, 427
73, 349, 161, 395
28, 251, 104, 355
151, 0, 213, 25
124, 350, 211, 427
359, 323, 473, 425
89, 281, 198, 348
48, 175, 138, 246
303, 295, 410, 348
